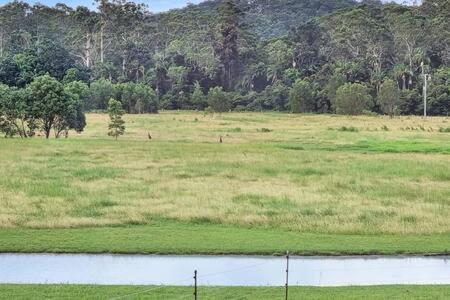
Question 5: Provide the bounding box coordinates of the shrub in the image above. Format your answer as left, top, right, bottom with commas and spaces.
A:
378, 79, 399, 117
90, 78, 116, 110
289, 80, 315, 113
191, 81, 207, 110
118, 82, 158, 114
338, 126, 359, 132
208, 86, 231, 113
335, 83, 372, 115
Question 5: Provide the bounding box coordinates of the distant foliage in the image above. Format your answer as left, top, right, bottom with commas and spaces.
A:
192, 81, 207, 110
289, 80, 315, 113
208, 87, 231, 113
0, 0, 449, 116
117, 82, 158, 114
378, 79, 400, 117
335, 83, 372, 115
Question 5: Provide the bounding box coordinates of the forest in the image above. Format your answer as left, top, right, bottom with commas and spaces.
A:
0, 0, 449, 138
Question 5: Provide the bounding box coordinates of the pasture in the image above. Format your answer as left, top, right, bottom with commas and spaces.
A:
0, 112, 449, 254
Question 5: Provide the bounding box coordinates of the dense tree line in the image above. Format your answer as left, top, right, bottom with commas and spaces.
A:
0, 0, 449, 131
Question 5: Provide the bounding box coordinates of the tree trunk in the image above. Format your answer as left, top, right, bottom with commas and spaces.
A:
122, 54, 126, 76
100, 26, 104, 64
44, 120, 52, 139
85, 33, 92, 68
0, 31, 3, 58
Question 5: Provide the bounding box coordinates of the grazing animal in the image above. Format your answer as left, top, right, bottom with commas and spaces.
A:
148, 132, 152, 140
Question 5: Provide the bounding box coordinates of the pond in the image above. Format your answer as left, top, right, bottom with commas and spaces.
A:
1, 254, 449, 286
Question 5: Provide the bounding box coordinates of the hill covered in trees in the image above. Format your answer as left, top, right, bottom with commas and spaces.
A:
179, 0, 357, 38
0, 0, 449, 137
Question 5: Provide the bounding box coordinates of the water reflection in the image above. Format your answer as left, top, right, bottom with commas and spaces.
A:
1, 254, 449, 286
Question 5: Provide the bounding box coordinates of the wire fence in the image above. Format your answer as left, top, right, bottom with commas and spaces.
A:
104, 251, 450, 300
107, 252, 290, 300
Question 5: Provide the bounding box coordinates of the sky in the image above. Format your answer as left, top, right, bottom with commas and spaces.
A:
0, 0, 415, 12
0, 0, 205, 12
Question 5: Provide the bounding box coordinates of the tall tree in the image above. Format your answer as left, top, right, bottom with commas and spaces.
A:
214, 0, 242, 91
70, 7, 99, 68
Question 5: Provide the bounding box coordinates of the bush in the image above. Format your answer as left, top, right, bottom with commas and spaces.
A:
335, 83, 372, 115
191, 81, 207, 110
337, 126, 359, 132
263, 82, 289, 111
325, 73, 346, 112
398, 89, 421, 115
117, 82, 158, 114
378, 79, 399, 116
89, 78, 116, 110
208, 87, 231, 113
289, 80, 315, 113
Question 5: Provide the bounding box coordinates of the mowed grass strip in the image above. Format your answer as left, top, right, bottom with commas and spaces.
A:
0, 223, 449, 255
1, 285, 449, 300
0, 112, 449, 253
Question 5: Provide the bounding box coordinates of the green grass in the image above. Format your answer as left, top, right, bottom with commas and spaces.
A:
1, 285, 449, 299
0, 221, 448, 255
0, 112, 449, 254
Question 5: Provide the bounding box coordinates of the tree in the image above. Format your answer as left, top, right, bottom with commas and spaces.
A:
54, 81, 89, 138
265, 40, 293, 83
192, 81, 207, 110
34, 39, 75, 80
90, 78, 116, 110
64, 80, 90, 109
133, 83, 158, 114
28, 75, 78, 138
335, 83, 372, 115
427, 67, 450, 116
0, 85, 35, 138
208, 86, 231, 113
378, 79, 400, 116
69, 6, 99, 68
214, 0, 242, 91
325, 73, 346, 112
0, 84, 15, 137
117, 82, 157, 114
289, 80, 315, 113
261, 82, 289, 111
107, 98, 125, 140
385, 8, 425, 88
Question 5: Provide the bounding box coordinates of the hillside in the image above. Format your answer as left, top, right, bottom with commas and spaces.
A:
169, 0, 357, 39
0, 0, 448, 117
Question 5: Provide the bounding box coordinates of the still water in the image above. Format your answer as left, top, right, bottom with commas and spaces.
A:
1, 254, 449, 286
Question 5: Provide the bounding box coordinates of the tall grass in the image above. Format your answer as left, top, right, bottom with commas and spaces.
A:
0, 112, 448, 235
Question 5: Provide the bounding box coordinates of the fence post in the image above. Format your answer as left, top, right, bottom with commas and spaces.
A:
285, 251, 290, 300
194, 270, 198, 300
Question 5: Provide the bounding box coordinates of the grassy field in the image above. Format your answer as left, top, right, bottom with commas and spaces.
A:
1, 285, 449, 299
0, 112, 449, 254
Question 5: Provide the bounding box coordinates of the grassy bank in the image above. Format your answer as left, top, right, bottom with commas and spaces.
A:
1, 285, 449, 299
1, 222, 449, 255
0, 112, 449, 253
